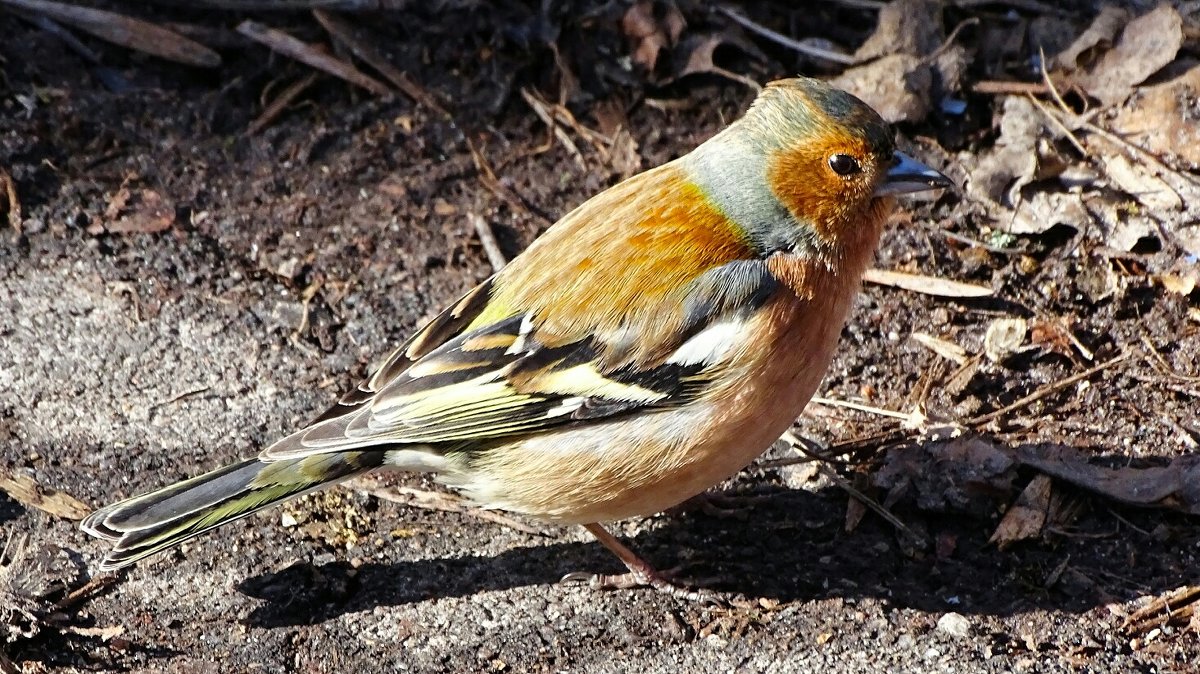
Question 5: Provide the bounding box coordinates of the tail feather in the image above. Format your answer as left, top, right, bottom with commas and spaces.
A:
82, 451, 386, 571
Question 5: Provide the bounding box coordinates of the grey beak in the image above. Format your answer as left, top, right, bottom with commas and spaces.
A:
874, 151, 953, 196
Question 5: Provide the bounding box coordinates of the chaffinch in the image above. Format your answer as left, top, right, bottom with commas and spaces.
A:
83, 77, 950, 599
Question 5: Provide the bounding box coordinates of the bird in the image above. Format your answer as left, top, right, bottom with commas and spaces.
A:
82, 76, 951, 599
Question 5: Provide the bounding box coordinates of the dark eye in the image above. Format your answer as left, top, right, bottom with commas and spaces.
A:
828, 154, 861, 176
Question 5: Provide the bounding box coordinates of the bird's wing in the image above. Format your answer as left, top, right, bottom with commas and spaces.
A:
261, 259, 779, 460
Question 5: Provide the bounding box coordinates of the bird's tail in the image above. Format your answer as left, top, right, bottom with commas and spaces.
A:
81, 450, 386, 571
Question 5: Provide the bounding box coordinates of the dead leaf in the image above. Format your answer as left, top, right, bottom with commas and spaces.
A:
833, 54, 932, 123
1109, 64, 1200, 171
1104, 153, 1182, 212
666, 31, 762, 91
1016, 445, 1200, 515
968, 96, 1043, 208
1054, 5, 1127, 72
102, 188, 175, 234
1156, 267, 1198, 296
990, 474, 1052, 549
621, 0, 685, 73
873, 437, 1017, 516
0, 473, 90, 520
854, 0, 943, 60
910, 332, 968, 365
1073, 5, 1183, 105
1029, 317, 1093, 361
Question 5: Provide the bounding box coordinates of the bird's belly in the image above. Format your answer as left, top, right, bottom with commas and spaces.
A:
444, 291, 849, 524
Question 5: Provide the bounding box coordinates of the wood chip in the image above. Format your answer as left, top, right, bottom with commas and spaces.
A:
910, 332, 968, 364
863, 268, 993, 297
0, 0, 220, 67
0, 472, 91, 520
990, 474, 1052, 549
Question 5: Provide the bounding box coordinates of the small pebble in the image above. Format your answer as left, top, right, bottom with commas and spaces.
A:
937, 612, 971, 638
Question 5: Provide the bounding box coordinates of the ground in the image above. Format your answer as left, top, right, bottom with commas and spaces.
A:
1, 2, 1198, 673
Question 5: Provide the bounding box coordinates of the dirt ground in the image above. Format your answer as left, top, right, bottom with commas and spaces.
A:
2, 2, 1199, 673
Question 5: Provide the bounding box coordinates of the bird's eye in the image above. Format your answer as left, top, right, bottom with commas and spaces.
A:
828, 154, 861, 176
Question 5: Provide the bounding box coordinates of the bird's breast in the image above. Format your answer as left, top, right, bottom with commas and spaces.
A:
447, 261, 864, 524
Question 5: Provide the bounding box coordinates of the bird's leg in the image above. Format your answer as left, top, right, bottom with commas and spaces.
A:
560, 523, 719, 602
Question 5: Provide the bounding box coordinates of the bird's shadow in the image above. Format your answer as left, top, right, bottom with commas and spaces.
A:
236, 476, 1200, 629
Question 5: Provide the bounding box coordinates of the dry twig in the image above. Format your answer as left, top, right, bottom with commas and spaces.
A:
237, 20, 390, 96
312, 9, 448, 116
247, 72, 321, 136
716, 6, 856, 65
468, 213, 507, 272
967, 352, 1131, 427
0, 0, 220, 67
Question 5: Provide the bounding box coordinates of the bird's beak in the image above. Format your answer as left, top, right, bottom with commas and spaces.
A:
874, 151, 953, 196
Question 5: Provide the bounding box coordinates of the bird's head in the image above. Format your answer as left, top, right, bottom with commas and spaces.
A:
689, 77, 951, 257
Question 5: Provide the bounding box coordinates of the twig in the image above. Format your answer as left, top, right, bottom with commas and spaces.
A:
0, 0, 220, 67
51, 574, 120, 612
972, 80, 1050, 96
934, 228, 1023, 255
717, 6, 856, 65
1140, 334, 1200, 383
149, 385, 212, 410
247, 72, 320, 136
1078, 118, 1200, 190
1027, 94, 1087, 157
236, 20, 390, 96
0, 167, 20, 232
794, 448, 928, 549
312, 9, 448, 117
466, 137, 552, 225
809, 397, 915, 422
967, 352, 1131, 426
520, 88, 588, 171
468, 213, 507, 272
921, 17, 979, 64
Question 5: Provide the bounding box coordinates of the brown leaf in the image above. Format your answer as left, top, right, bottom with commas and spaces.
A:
990, 474, 1052, 549
854, 0, 943, 60
1053, 5, 1127, 72
621, 0, 685, 73
1074, 5, 1183, 105
104, 189, 175, 234
1109, 64, 1200, 172
873, 437, 1017, 516
0, 473, 90, 520
832, 54, 932, 124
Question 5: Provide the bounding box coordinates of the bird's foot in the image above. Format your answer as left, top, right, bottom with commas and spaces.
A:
560, 565, 722, 603
563, 522, 725, 603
